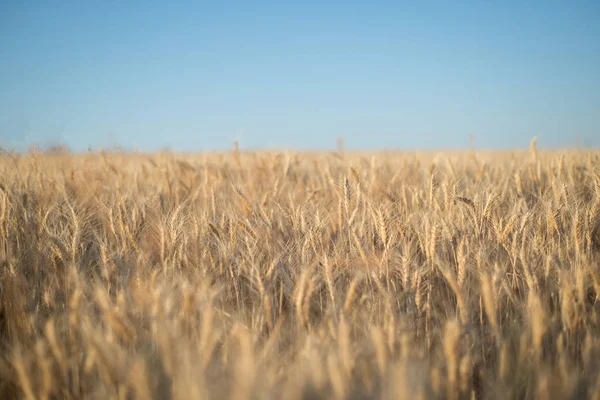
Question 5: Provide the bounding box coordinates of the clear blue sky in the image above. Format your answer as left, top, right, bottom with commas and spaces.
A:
1, 1, 599, 152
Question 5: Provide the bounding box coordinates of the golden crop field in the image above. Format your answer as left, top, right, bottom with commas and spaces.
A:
1, 146, 600, 399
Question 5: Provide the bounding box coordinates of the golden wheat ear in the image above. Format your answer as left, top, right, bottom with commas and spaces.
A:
529, 136, 538, 162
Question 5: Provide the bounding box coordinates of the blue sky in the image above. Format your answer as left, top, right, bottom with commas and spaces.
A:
1, 1, 599, 152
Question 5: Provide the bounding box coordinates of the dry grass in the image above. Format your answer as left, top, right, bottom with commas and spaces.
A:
1, 147, 600, 399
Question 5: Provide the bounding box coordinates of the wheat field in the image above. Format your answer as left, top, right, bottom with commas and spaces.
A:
1, 147, 600, 399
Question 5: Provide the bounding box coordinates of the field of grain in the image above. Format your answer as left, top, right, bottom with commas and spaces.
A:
1, 147, 600, 399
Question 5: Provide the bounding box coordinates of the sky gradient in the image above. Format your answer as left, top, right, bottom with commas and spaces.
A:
1, 1, 599, 152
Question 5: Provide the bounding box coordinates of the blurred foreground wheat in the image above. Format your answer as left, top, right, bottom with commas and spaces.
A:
1, 149, 600, 399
